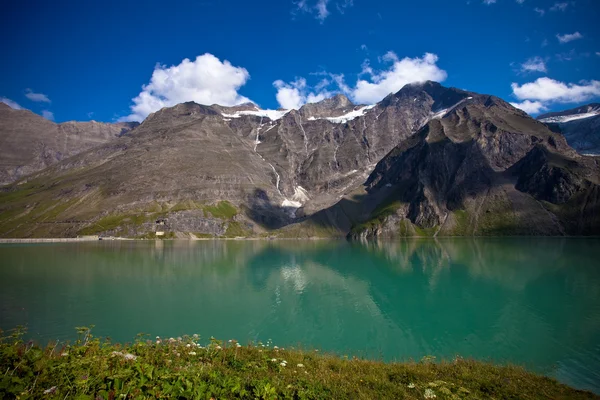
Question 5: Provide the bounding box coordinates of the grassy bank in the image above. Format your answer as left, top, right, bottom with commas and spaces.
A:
1, 327, 597, 400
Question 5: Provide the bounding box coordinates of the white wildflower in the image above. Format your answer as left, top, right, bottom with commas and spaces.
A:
424, 388, 436, 399
297, 363, 304, 368
189, 351, 197, 356
270, 358, 277, 362
408, 382, 415, 388
273, 346, 279, 349
123, 353, 137, 361
280, 362, 286, 367
43, 386, 57, 394
215, 345, 222, 350
236, 343, 241, 348
186, 344, 191, 348
193, 334, 199, 339
60, 352, 69, 357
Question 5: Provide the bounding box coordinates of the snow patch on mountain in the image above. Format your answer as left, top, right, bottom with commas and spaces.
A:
431, 97, 473, 120
307, 105, 376, 124
222, 109, 290, 121
539, 108, 600, 124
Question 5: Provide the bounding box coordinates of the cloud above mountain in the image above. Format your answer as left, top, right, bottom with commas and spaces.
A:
25, 89, 51, 103
351, 53, 447, 104
273, 52, 447, 108
510, 77, 600, 114
120, 54, 251, 122
0, 97, 23, 110
273, 78, 334, 109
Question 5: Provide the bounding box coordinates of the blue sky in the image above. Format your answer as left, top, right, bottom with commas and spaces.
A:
0, 0, 598, 122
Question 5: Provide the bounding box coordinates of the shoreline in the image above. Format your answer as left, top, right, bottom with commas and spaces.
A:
1, 235, 598, 243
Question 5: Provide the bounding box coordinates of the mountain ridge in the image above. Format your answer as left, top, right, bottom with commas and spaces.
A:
0, 103, 139, 185
1, 82, 598, 238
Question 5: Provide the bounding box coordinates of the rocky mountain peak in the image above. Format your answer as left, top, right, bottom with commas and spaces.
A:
212, 102, 260, 114
298, 93, 356, 119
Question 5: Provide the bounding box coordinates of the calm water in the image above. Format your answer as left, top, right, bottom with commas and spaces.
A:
1, 239, 599, 392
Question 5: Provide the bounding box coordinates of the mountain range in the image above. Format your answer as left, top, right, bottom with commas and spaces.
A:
0, 82, 598, 238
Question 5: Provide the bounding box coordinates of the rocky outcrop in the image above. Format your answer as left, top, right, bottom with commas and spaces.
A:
0, 103, 138, 185
346, 95, 600, 239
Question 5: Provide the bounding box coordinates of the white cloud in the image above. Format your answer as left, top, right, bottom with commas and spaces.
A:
512, 77, 600, 103
25, 89, 50, 103
41, 110, 55, 121
515, 0, 525, 3
273, 52, 447, 108
315, 0, 329, 21
120, 54, 250, 122
293, 0, 352, 22
556, 32, 583, 43
534, 7, 545, 16
541, 39, 549, 47
483, 0, 496, 4
336, 0, 353, 13
351, 52, 447, 104
597, 52, 600, 56
550, 2, 568, 11
0, 97, 23, 110
510, 100, 547, 114
273, 78, 333, 109
520, 57, 547, 73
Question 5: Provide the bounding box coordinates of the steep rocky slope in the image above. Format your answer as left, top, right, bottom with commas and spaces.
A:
0, 82, 473, 238
0, 103, 138, 185
1, 82, 598, 238
538, 103, 600, 155
345, 96, 600, 239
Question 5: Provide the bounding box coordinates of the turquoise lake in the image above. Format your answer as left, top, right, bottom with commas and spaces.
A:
0, 238, 599, 393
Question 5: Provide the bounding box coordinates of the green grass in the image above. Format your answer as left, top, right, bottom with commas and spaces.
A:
413, 225, 438, 237
204, 201, 238, 219
0, 327, 596, 400
475, 199, 521, 236
449, 210, 470, 236
223, 221, 252, 238
193, 232, 216, 239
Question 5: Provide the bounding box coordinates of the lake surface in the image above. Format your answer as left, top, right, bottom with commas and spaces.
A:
1, 238, 599, 392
